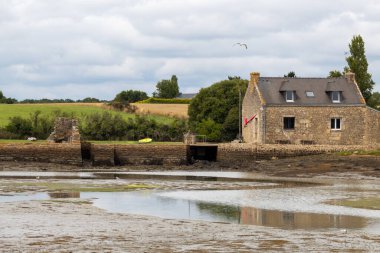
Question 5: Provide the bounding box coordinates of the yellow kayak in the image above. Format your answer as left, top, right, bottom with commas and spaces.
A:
138, 138, 152, 144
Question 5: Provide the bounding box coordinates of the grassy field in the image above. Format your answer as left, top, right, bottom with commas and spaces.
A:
0, 103, 176, 127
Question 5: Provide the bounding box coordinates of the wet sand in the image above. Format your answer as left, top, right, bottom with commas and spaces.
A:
0, 154, 379, 252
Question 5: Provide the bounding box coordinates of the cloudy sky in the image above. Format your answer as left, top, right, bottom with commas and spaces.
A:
0, 0, 379, 100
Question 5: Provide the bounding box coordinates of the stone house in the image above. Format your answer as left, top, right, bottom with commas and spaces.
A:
242, 72, 380, 145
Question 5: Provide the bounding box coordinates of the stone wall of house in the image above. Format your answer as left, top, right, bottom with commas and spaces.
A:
0, 143, 82, 165
364, 107, 380, 144
90, 144, 188, 166
242, 73, 265, 144
264, 106, 371, 145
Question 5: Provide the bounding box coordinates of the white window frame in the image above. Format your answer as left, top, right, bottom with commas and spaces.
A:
305, 91, 315, 97
331, 118, 341, 130
285, 91, 294, 102
331, 91, 341, 103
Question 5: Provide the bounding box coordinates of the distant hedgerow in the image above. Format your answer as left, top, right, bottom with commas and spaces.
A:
137, 98, 191, 104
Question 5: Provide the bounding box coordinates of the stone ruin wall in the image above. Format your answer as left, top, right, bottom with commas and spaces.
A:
47, 117, 81, 144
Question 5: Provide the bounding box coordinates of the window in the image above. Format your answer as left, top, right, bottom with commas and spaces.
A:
284, 117, 295, 130
306, 91, 315, 97
331, 91, 341, 103
285, 91, 294, 102
331, 118, 341, 130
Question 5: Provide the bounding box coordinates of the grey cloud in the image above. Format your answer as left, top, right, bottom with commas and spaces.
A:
0, 0, 379, 100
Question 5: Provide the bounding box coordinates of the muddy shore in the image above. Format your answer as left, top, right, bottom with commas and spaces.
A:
0, 154, 379, 252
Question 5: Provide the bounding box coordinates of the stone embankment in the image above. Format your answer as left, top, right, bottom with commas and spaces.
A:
0, 142, 379, 167
90, 144, 188, 166
0, 143, 82, 166
217, 143, 380, 163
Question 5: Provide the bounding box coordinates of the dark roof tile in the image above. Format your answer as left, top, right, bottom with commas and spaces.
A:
257, 77, 364, 105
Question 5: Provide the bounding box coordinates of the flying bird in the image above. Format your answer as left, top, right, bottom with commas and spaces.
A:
344, 51, 349, 55
234, 43, 248, 49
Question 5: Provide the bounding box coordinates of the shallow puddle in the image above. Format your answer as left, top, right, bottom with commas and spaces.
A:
0, 190, 378, 232
87, 191, 372, 231
0, 171, 95, 179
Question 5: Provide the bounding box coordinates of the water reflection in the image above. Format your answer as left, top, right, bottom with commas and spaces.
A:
240, 206, 366, 229
48, 192, 80, 199
85, 191, 369, 230
0, 191, 374, 231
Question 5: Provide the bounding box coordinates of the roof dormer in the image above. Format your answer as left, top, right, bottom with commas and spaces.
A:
326, 81, 342, 103
285, 90, 295, 102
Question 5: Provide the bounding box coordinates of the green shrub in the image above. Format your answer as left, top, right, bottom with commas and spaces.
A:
79, 112, 188, 141
6, 116, 33, 137
195, 118, 223, 142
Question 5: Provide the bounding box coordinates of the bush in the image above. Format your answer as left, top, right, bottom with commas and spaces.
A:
0, 128, 19, 139
195, 118, 223, 142
4, 110, 189, 142
6, 116, 33, 137
4, 110, 71, 139
109, 101, 137, 113
79, 112, 188, 141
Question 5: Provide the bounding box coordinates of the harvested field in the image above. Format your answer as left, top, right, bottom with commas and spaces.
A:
132, 103, 189, 118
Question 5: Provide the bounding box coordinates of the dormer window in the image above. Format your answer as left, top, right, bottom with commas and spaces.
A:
331, 91, 341, 103
306, 91, 315, 97
285, 91, 294, 102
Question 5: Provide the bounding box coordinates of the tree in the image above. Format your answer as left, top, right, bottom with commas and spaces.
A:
328, 70, 343, 78
345, 35, 374, 101
188, 78, 248, 142
114, 90, 148, 104
79, 97, 100, 103
284, 71, 296, 78
154, 75, 180, 98
367, 92, 380, 109
0, 91, 17, 104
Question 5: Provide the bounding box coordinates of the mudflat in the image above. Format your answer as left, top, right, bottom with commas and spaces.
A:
0, 154, 379, 252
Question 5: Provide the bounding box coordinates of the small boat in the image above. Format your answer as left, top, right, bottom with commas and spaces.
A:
138, 138, 152, 144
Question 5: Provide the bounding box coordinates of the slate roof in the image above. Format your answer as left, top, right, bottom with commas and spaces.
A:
257, 77, 365, 106
177, 93, 197, 99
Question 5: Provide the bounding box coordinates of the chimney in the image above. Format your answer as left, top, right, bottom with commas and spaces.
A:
250, 72, 260, 85
345, 71, 355, 83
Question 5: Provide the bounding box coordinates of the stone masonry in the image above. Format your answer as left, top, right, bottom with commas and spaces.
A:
242, 72, 380, 145
47, 117, 81, 144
